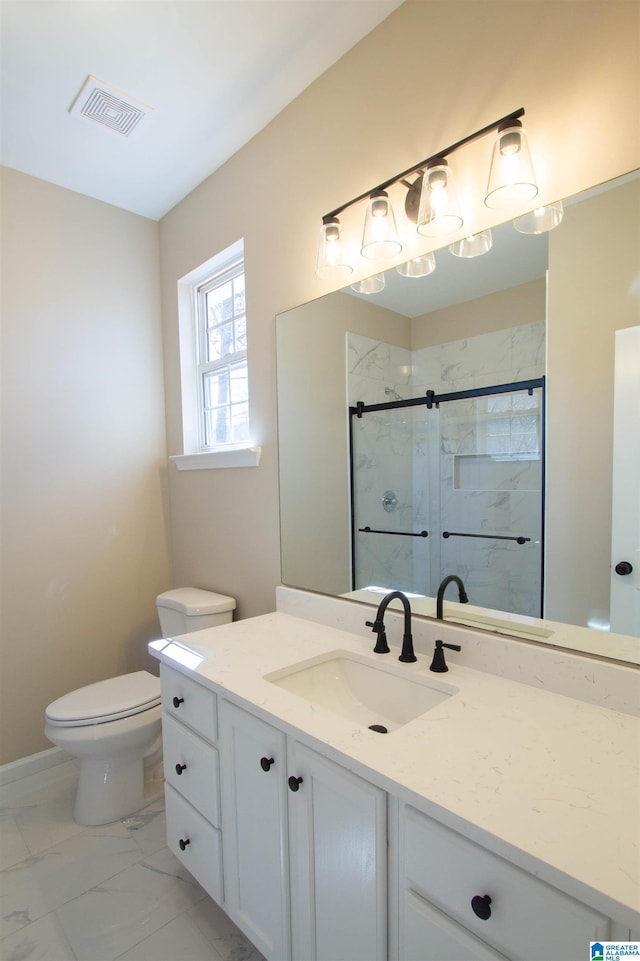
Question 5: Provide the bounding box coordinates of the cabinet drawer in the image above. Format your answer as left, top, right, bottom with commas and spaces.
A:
165, 785, 223, 904
163, 714, 220, 826
161, 664, 217, 742
402, 888, 508, 961
402, 805, 609, 961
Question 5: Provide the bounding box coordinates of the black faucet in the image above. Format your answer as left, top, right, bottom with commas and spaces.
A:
436, 574, 469, 620
366, 590, 416, 662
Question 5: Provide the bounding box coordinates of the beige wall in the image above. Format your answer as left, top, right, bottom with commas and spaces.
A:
159, 1, 639, 622
278, 294, 409, 596
546, 177, 640, 627
0, 169, 170, 764
412, 279, 546, 349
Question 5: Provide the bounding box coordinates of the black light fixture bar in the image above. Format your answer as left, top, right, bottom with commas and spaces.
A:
324, 108, 525, 220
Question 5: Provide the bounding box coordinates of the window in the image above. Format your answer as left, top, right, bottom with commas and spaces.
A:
196, 262, 248, 449
173, 240, 260, 470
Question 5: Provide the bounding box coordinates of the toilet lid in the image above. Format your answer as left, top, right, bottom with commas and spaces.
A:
45, 671, 161, 726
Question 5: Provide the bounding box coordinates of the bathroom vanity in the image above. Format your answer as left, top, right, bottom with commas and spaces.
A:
149, 596, 640, 961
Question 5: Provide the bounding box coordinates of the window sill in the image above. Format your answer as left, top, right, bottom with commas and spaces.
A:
170, 446, 262, 471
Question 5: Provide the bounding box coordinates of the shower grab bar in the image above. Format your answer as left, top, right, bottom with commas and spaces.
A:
359, 526, 428, 538
442, 531, 530, 545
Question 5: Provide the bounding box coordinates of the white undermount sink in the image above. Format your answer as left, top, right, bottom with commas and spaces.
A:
264, 650, 457, 732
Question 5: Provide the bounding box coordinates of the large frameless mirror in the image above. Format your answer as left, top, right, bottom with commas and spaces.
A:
276, 170, 640, 665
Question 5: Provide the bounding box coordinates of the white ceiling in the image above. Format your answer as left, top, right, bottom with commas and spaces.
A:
0, 0, 402, 220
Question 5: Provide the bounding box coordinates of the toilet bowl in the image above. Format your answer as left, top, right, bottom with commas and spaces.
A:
44, 587, 235, 825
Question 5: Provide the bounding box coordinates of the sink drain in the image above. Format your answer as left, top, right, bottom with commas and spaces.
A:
368, 724, 388, 734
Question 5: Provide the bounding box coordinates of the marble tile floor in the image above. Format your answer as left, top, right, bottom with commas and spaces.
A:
0, 764, 266, 961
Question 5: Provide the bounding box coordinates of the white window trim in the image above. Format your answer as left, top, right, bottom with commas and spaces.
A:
174, 239, 261, 470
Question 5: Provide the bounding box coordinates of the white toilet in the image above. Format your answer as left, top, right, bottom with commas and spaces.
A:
45, 587, 236, 826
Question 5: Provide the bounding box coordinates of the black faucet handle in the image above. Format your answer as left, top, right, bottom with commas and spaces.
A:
365, 620, 390, 654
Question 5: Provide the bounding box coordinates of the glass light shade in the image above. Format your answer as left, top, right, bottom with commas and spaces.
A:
315, 216, 353, 278
350, 272, 385, 294
485, 122, 538, 209
361, 189, 402, 259
396, 251, 436, 277
448, 230, 493, 258
416, 161, 464, 238
513, 201, 564, 234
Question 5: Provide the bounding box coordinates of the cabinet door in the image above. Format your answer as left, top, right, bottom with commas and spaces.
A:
287, 739, 387, 961
219, 700, 290, 961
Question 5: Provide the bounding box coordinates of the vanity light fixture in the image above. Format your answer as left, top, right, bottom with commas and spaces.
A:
315, 107, 541, 279
361, 189, 402, 259
315, 215, 353, 279
350, 272, 386, 294
396, 251, 436, 277
448, 230, 493, 258
513, 201, 564, 234
484, 118, 538, 209
416, 159, 464, 238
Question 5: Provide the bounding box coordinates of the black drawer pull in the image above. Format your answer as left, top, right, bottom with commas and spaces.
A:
175, 763, 187, 775
178, 838, 190, 851
471, 894, 492, 920
288, 775, 303, 792
172, 696, 184, 708
260, 756, 275, 771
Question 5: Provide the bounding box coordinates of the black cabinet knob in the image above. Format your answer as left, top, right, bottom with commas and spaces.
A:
178, 838, 190, 851
175, 763, 187, 776
260, 756, 275, 772
615, 561, 633, 576
288, 775, 303, 792
172, 696, 184, 708
471, 894, 492, 920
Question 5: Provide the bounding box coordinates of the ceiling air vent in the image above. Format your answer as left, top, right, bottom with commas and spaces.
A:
69, 75, 153, 138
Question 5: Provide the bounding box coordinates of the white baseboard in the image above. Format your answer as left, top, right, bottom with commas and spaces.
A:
0, 746, 74, 789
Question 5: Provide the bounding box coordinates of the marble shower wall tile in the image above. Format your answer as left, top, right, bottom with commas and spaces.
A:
347, 332, 412, 405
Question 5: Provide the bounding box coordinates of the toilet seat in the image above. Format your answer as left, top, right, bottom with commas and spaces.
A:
45, 671, 160, 727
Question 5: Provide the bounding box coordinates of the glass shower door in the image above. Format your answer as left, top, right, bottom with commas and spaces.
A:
431, 384, 544, 617
350, 403, 429, 594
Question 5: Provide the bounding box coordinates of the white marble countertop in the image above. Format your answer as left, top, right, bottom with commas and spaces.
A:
149, 611, 640, 927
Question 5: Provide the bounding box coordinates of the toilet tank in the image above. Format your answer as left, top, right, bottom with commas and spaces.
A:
156, 588, 236, 637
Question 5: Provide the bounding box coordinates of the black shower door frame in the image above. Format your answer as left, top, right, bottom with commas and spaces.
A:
348, 376, 546, 614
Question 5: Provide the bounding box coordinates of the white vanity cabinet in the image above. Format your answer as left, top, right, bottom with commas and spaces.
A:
154, 636, 638, 961
397, 803, 610, 961
160, 664, 223, 903
218, 698, 387, 961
